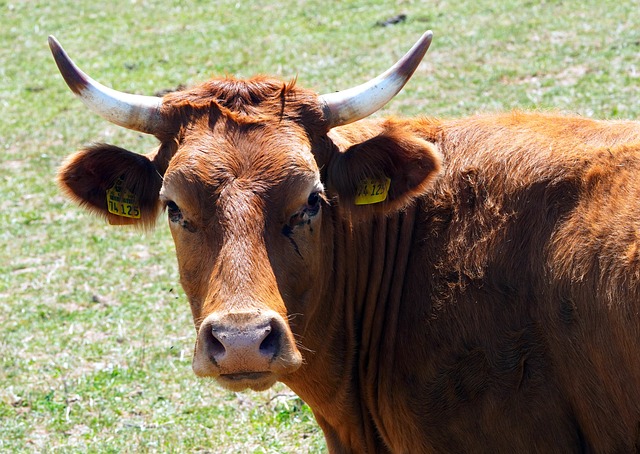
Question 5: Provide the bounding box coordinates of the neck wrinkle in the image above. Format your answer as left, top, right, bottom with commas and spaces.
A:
355, 207, 417, 451
291, 205, 417, 453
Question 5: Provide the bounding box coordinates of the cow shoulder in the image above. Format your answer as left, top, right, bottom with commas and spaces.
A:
57, 142, 174, 227
325, 118, 441, 219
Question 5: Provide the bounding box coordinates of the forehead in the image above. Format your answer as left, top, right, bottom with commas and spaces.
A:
175, 114, 317, 175
161, 116, 320, 206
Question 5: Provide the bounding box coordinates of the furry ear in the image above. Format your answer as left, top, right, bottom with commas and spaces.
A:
57, 144, 164, 227
326, 124, 441, 219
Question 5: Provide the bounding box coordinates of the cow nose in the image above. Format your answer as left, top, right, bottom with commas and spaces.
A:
208, 317, 279, 362
193, 311, 292, 377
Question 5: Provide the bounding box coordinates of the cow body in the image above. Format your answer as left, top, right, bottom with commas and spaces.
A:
291, 113, 640, 452
51, 35, 640, 452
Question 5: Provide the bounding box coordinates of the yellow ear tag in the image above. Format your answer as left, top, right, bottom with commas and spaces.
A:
354, 177, 391, 205
106, 177, 141, 219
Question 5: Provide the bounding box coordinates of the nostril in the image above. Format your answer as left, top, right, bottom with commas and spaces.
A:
206, 327, 226, 362
259, 321, 281, 358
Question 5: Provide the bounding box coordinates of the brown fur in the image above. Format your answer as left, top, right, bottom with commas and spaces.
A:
58, 74, 640, 453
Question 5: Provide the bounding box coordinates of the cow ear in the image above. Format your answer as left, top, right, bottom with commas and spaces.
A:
326, 124, 441, 219
57, 143, 165, 228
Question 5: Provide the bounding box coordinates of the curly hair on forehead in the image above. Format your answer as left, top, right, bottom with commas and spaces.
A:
159, 75, 323, 129
161, 76, 285, 104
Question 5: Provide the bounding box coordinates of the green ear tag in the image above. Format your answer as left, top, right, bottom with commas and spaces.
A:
354, 177, 391, 205
106, 177, 141, 219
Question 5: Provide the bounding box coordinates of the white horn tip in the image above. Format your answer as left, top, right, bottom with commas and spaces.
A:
320, 30, 434, 128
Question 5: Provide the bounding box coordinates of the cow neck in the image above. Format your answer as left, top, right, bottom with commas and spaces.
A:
290, 204, 418, 453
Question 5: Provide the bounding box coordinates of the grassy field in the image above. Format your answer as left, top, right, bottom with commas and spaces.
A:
1, 0, 639, 452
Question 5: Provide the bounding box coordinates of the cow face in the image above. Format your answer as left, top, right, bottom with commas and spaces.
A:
51, 34, 439, 391
159, 110, 327, 390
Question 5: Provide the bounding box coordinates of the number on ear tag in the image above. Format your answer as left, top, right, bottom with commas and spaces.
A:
106, 177, 141, 219
354, 177, 391, 205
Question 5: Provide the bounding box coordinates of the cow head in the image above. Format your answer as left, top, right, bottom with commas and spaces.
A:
50, 33, 440, 391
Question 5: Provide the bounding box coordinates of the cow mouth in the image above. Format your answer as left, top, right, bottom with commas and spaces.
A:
217, 372, 277, 391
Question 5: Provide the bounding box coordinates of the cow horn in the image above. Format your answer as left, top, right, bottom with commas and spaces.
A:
48, 36, 166, 135
319, 30, 433, 129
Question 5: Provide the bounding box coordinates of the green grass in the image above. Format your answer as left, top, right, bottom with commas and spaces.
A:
1, 0, 638, 451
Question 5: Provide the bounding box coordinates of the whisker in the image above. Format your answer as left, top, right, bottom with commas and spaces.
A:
295, 340, 315, 354
286, 312, 303, 321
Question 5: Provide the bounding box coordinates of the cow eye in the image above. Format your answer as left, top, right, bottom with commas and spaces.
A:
306, 191, 321, 216
285, 191, 323, 233
166, 201, 182, 223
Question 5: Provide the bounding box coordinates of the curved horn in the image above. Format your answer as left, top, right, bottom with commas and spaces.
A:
320, 31, 433, 129
48, 36, 166, 135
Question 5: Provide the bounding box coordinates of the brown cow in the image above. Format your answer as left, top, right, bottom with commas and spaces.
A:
50, 32, 640, 453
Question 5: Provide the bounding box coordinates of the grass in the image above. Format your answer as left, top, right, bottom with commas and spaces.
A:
1, 0, 638, 452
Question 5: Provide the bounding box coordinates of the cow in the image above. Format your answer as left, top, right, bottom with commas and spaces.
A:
49, 31, 640, 453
